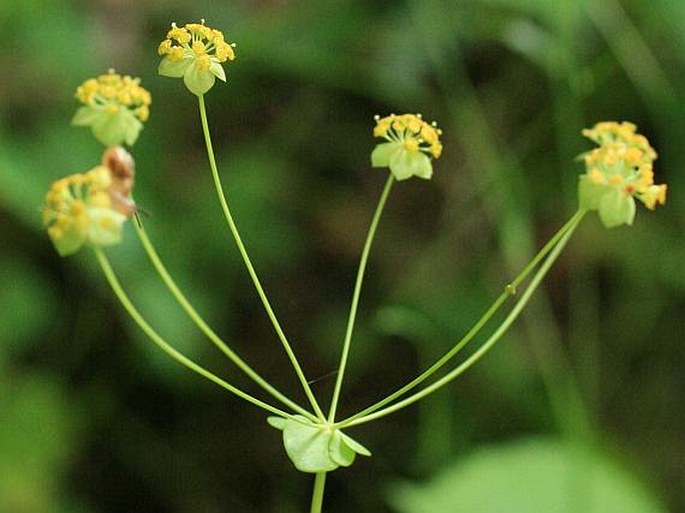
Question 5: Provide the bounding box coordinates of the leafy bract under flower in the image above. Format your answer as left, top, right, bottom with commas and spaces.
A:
43, 148, 137, 257
72, 70, 151, 146
268, 416, 371, 473
578, 121, 667, 228
371, 113, 442, 181
158, 19, 236, 96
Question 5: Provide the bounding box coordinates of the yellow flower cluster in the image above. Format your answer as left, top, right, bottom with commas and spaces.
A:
158, 20, 236, 70
582, 121, 666, 210
76, 69, 151, 122
43, 165, 129, 256
373, 113, 443, 159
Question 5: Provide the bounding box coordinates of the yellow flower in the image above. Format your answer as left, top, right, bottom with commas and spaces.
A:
43, 147, 137, 256
158, 19, 236, 96
72, 69, 152, 146
578, 121, 667, 228
371, 113, 443, 180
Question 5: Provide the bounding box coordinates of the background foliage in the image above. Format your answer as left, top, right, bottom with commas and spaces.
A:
1, 0, 684, 512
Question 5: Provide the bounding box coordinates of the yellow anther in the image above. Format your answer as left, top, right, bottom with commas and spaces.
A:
373, 113, 442, 160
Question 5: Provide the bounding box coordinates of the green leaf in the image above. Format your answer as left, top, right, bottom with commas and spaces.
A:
387, 438, 667, 513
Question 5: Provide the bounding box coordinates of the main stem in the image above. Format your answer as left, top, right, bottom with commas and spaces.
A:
197, 95, 324, 420
328, 173, 394, 422
310, 472, 327, 513
94, 248, 291, 418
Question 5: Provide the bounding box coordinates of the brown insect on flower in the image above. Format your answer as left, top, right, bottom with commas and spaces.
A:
102, 146, 137, 216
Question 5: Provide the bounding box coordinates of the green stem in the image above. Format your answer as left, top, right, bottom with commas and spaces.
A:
328, 173, 394, 422
133, 215, 317, 421
94, 248, 292, 418
197, 94, 324, 420
337, 210, 586, 428
310, 472, 327, 513
337, 209, 585, 426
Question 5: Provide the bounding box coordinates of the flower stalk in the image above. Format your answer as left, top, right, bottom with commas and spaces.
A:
197, 94, 325, 420
328, 172, 394, 422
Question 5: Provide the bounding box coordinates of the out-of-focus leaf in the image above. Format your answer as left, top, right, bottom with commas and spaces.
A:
388, 438, 667, 513
0, 374, 80, 512
0, 257, 57, 355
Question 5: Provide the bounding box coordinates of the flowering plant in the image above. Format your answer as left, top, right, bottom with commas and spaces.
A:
43, 18, 668, 513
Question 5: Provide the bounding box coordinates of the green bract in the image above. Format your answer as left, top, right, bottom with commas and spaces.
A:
371, 141, 433, 181
268, 416, 371, 473
72, 106, 144, 147
578, 176, 636, 228
158, 55, 226, 96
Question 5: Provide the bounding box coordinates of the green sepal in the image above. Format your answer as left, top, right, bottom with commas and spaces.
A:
390, 150, 432, 181
50, 225, 87, 257
210, 60, 227, 82
183, 62, 216, 96
87, 207, 127, 246
579, 176, 636, 228
267, 416, 372, 474
71, 106, 102, 126
598, 189, 635, 228
158, 55, 193, 78
91, 109, 142, 147
578, 175, 605, 211
123, 114, 144, 146
372, 143, 434, 181
372, 142, 403, 168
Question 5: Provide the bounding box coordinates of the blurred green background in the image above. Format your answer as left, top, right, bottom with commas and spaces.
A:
2, 0, 684, 512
